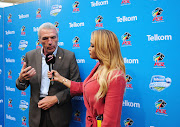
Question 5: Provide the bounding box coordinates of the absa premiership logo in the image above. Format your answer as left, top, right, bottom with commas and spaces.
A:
8, 70, 12, 79
22, 116, 27, 126
7, 13, 12, 23
153, 52, 165, 68
73, 36, 80, 48
50, 5, 62, 16
124, 118, 134, 127
21, 26, 26, 36
121, 0, 131, 6
19, 40, 28, 51
72, 1, 80, 13
149, 75, 171, 92
152, 7, 164, 23
121, 32, 132, 46
155, 99, 167, 116
126, 75, 133, 89
7, 41, 12, 51
19, 100, 29, 111
73, 110, 81, 122
36, 8, 41, 19
95, 15, 103, 28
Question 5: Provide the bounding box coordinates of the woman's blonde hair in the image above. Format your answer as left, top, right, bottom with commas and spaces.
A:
91, 29, 125, 100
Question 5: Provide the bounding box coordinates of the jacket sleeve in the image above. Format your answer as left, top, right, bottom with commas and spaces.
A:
16, 53, 30, 90
55, 52, 81, 104
69, 53, 81, 82
70, 81, 83, 97
16, 78, 29, 90
101, 76, 126, 127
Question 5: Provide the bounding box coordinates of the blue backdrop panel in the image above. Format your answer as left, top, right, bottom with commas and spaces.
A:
1, 0, 180, 127
0, 8, 4, 127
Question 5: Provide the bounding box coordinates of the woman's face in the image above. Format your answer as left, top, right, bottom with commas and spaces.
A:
88, 37, 98, 59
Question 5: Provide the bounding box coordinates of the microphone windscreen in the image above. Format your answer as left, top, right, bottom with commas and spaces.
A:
45, 54, 55, 65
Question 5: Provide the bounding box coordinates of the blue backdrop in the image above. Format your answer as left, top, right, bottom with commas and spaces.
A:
1, 0, 180, 127
0, 8, 4, 127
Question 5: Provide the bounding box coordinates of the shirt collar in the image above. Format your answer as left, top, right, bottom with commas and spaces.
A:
41, 46, 58, 58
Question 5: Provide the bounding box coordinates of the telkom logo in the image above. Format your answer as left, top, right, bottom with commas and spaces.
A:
147, 34, 172, 41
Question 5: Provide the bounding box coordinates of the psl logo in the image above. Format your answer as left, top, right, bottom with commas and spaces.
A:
36, 40, 41, 49
95, 15, 103, 28
124, 118, 134, 127
8, 41, 12, 51
22, 116, 27, 126
7, 13, 12, 23
74, 110, 81, 121
21, 26, 26, 36
54, 21, 59, 31
121, 0, 131, 5
153, 52, 165, 68
122, 32, 132, 46
8, 70, 12, 79
21, 91, 26, 96
126, 75, 133, 89
8, 98, 13, 108
73, 36, 80, 48
155, 99, 167, 115
73, 1, 80, 13
21, 55, 25, 65
36, 8, 41, 18
152, 7, 164, 22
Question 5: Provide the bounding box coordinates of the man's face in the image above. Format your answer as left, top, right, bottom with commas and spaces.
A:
39, 28, 58, 55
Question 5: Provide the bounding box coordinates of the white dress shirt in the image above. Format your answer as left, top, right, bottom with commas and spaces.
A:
40, 47, 58, 97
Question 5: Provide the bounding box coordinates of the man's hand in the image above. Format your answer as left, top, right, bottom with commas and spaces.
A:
38, 96, 58, 110
19, 62, 36, 82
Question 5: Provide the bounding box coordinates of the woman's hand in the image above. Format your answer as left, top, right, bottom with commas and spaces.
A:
48, 70, 63, 83
48, 70, 71, 88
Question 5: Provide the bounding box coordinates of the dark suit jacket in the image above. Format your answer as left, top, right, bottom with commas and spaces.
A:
16, 47, 81, 127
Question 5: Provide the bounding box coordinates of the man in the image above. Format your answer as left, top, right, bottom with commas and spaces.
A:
16, 22, 81, 127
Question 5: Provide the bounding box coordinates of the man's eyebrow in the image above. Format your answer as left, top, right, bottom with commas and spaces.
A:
42, 36, 56, 38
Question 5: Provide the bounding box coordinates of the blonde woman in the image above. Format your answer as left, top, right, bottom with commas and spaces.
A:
48, 29, 126, 127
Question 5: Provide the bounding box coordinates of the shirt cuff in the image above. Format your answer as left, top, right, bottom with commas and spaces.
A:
20, 82, 26, 86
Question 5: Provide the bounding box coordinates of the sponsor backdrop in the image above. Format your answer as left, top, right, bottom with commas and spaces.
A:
1, 0, 180, 127
0, 8, 4, 127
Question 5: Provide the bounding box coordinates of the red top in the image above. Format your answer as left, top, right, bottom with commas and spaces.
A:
70, 62, 126, 127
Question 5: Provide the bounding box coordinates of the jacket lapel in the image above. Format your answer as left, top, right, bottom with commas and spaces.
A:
53, 47, 64, 71
35, 48, 42, 87
84, 62, 100, 85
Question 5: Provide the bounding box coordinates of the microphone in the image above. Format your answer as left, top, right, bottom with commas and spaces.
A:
45, 53, 56, 85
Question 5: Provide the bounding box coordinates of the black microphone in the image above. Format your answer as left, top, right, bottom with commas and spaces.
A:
45, 53, 56, 85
